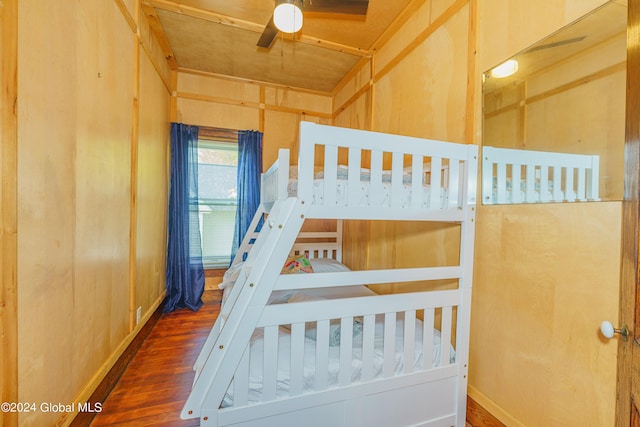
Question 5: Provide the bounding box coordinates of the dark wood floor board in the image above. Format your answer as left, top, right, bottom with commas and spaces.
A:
88, 291, 220, 426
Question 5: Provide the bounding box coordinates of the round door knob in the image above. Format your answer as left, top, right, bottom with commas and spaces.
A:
600, 320, 629, 341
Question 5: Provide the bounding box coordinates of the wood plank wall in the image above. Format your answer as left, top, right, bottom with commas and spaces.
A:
2, 1, 171, 426
1, 1, 18, 426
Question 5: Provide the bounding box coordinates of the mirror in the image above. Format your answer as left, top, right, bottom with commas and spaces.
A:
481, 0, 627, 204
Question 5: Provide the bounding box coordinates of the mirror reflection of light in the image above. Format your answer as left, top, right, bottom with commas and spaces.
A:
490, 59, 519, 78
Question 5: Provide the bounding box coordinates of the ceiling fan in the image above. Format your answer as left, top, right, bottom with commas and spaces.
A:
257, 0, 369, 49
525, 36, 587, 53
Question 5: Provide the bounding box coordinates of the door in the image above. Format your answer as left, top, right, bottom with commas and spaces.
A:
618, 0, 640, 425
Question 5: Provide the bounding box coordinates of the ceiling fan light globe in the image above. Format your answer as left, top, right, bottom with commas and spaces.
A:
274, 2, 303, 33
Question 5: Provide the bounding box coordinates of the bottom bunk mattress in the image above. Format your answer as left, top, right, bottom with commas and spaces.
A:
222, 287, 455, 408
219, 257, 361, 305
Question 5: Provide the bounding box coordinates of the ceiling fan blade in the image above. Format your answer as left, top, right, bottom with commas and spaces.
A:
302, 0, 369, 15
257, 15, 279, 48
526, 36, 586, 53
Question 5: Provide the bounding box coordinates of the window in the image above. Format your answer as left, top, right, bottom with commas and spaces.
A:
197, 139, 238, 268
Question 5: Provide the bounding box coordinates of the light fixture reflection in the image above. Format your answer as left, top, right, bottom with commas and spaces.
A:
274, 0, 303, 34
490, 59, 519, 78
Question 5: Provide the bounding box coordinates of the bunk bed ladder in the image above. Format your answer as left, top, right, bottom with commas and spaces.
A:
192, 205, 268, 376
182, 197, 309, 423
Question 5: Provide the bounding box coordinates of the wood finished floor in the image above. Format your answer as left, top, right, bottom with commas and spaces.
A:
89, 291, 221, 427
89, 290, 476, 427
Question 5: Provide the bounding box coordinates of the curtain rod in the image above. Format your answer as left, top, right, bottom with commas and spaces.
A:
198, 126, 238, 142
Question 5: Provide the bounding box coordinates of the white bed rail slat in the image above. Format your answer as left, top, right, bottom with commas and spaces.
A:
577, 167, 586, 200
262, 325, 279, 402
383, 312, 397, 378
511, 163, 522, 204
448, 159, 461, 208
440, 306, 453, 366
370, 150, 384, 206
539, 165, 550, 202
348, 148, 362, 206
404, 310, 417, 374
315, 320, 330, 391
552, 166, 562, 201
525, 164, 536, 202
361, 314, 376, 382
566, 168, 576, 201
423, 309, 435, 370
410, 156, 424, 209
338, 317, 354, 386
290, 322, 305, 396
323, 145, 338, 206
430, 156, 442, 208
588, 155, 600, 200
391, 152, 404, 208
496, 163, 507, 204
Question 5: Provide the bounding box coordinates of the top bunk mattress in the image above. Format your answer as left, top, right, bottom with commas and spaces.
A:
286, 165, 449, 210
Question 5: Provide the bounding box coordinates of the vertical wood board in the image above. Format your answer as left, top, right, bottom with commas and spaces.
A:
1, 0, 18, 425
134, 51, 171, 319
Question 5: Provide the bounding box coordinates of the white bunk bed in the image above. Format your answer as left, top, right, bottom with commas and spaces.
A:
482, 146, 600, 204
182, 122, 478, 427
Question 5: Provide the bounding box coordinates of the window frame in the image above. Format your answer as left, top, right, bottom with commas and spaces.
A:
197, 127, 239, 270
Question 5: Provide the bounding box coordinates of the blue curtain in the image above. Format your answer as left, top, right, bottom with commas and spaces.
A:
230, 130, 263, 263
165, 123, 205, 313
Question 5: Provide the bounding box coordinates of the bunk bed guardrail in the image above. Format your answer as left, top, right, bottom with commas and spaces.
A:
482, 146, 600, 204
262, 122, 478, 220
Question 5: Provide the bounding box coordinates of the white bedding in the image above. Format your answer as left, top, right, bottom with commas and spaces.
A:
491, 177, 558, 204
222, 289, 453, 407
287, 165, 448, 209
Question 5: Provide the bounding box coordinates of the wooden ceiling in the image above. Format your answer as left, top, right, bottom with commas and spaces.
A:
142, 0, 414, 93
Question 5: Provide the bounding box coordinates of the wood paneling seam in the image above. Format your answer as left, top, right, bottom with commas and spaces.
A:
374, 0, 467, 84
178, 67, 332, 96
176, 91, 332, 119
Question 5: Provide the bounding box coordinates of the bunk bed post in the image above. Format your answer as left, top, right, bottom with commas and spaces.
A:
297, 122, 317, 205
455, 144, 478, 425
481, 147, 494, 205
588, 155, 600, 201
